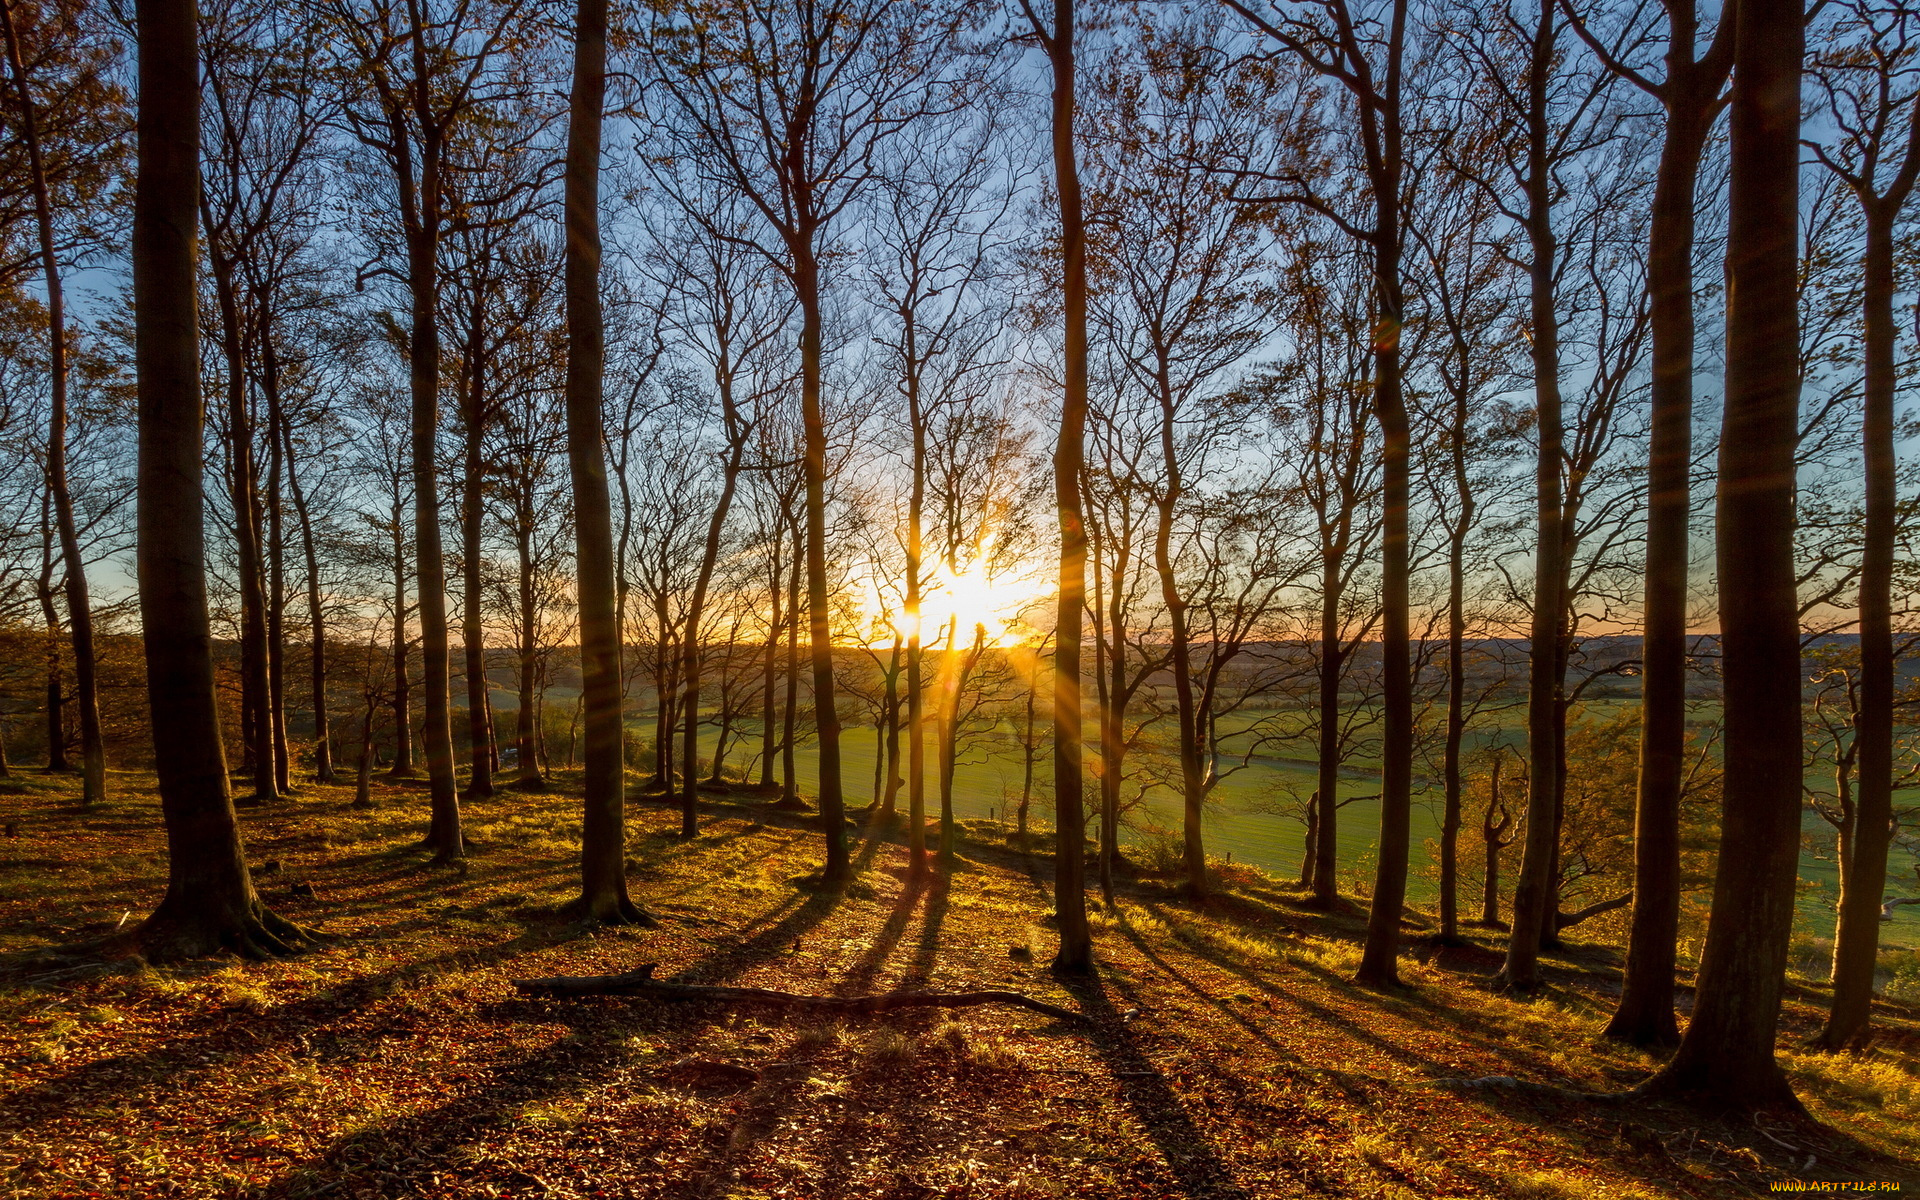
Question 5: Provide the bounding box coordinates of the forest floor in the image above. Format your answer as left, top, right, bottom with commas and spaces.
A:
0, 769, 1917, 1199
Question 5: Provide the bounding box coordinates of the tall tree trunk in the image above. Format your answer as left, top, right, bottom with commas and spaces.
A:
130, 0, 302, 960
1153, 381, 1206, 898
281, 413, 332, 783
515, 526, 543, 787
907, 374, 928, 872
1499, 0, 1567, 992
37, 553, 67, 772
264, 340, 291, 795
936, 616, 957, 865
880, 635, 902, 818
460, 343, 494, 799
403, 114, 463, 859
1, 3, 103, 805
1313, 555, 1342, 906
781, 533, 801, 805
1596, 0, 1729, 1052
1821, 203, 1904, 1050
388, 506, 413, 776
1643, 0, 1803, 1105
679, 434, 746, 838
563, 0, 643, 923
208, 251, 275, 804
1440, 480, 1470, 942
1352, 0, 1412, 991
1037, 0, 1093, 972
760, 547, 780, 790
1481, 757, 1511, 926
791, 244, 848, 879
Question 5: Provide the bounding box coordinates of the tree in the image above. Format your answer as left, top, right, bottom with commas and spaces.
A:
1804, 0, 1920, 1050
1021, 0, 1094, 972
0, 0, 110, 806
642, 0, 978, 882
130, 0, 305, 959
1640, 0, 1805, 1107
1081, 17, 1287, 898
325, 0, 539, 858
562, 0, 645, 925
1225, 0, 1418, 988
1567, 0, 1737, 1055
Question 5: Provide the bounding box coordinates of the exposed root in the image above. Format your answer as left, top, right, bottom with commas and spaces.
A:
557, 895, 659, 928
513, 961, 1084, 1023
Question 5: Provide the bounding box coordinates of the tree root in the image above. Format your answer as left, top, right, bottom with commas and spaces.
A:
557, 896, 659, 928
512, 962, 1085, 1023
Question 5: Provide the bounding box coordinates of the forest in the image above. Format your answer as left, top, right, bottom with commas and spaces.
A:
1, 0, 1918, 1195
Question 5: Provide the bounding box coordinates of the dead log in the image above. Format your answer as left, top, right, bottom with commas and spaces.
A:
512, 962, 1084, 1023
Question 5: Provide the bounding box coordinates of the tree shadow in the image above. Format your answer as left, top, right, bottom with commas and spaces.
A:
1053, 967, 1254, 1200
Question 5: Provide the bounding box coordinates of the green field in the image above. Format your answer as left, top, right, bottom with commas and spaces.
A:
622, 705, 1920, 953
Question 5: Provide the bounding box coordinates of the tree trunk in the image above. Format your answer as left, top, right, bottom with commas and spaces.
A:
1353, 0, 1411, 987
1481, 758, 1512, 926
1499, 0, 1567, 992
388, 505, 413, 777
130, 0, 303, 960
1038, 0, 1092, 973
679, 431, 747, 838
37, 556, 67, 772
879, 636, 902, 817
759, 546, 780, 790
1440, 410, 1473, 942
791, 245, 848, 879
0, 3, 103, 805
563, 0, 645, 924
1643, 0, 1804, 1106
208, 251, 275, 804
264, 336, 291, 795
781, 532, 801, 805
1314, 553, 1342, 906
1152, 379, 1206, 898
514, 525, 543, 788
460, 332, 494, 799
1821, 205, 1902, 1050
402, 115, 463, 860
1601, 0, 1722, 1056
281, 413, 331, 783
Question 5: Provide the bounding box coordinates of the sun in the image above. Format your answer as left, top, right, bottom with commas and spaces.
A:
856, 549, 1044, 649
926, 561, 1032, 647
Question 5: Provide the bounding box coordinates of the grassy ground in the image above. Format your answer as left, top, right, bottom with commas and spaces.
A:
1, 768, 1917, 1199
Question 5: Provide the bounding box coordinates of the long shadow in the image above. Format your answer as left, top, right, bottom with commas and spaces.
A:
1053, 967, 1253, 1200
899, 869, 952, 989
837, 871, 928, 996
0, 908, 612, 1127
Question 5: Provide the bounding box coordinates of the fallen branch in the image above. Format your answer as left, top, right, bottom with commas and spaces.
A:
512, 962, 1084, 1023
1881, 896, 1919, 921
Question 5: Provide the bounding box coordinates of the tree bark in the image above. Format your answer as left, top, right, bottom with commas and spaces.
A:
563, 0, 646, 925
1354, 0, 1412, 991
0, 0, 104, 806
1499, 0, 1567, 992
1820, 190, 1907, 1052
281, 412, 332, 783
1642, 0, 1803, 1106
401, 103, 463, 859
130, 0, 304, 960
791, 242, 848, 879
459, 321, 494, 799
1033, 0, 1093, 973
